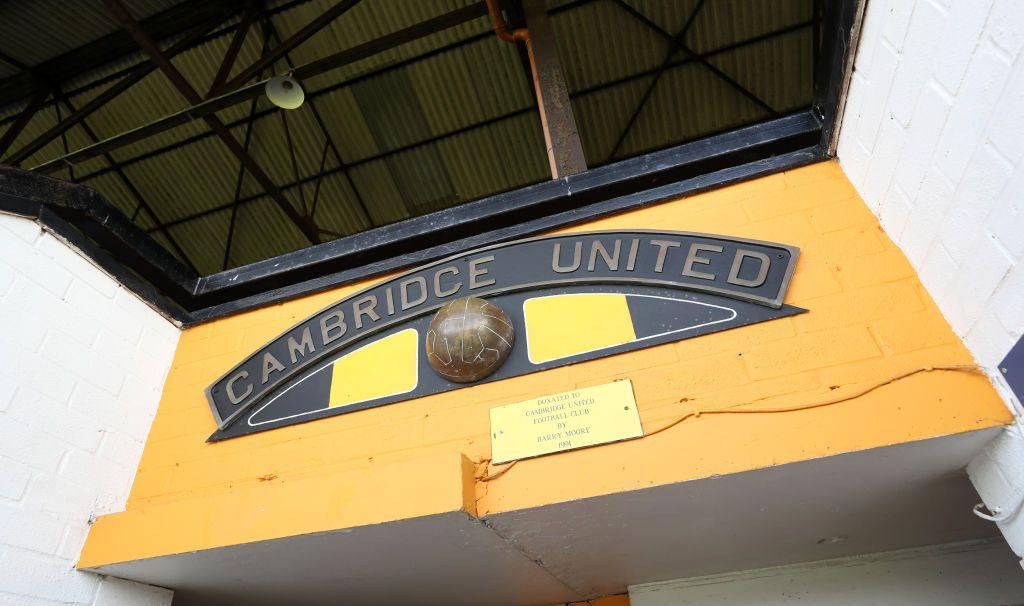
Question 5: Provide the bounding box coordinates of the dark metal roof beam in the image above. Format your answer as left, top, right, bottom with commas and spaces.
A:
0, 0, 250, 110
146, 19, 816, 233
220, 0, 362, 92
3, 8, 233, 167
522, 0, 587, 177
0, 0, 593, 129
192, 112, 822, 303
224, 22, 271, 271
605, 0, 707, 162
0, 0, 326, 126
263, 19, 373, 229
31, 2, 491, 176
611, 0, 777, 116
103, 0, 321, 245
53, 102, 75, 183
207, 1, 261, 97
57, 94, 201, 274
72, 30, 497, 183
0, 90, 49, 158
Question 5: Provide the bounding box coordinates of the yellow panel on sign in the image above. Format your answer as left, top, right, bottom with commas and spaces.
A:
523, 293, 637, 363
489, 379, 643, 464
329, 328, 418, 408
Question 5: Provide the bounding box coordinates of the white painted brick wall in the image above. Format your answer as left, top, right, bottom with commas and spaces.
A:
837, 0, 1024, 560
0, 212, 178, 605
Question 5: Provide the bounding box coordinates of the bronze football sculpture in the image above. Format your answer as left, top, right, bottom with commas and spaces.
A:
425, 296, 515, 383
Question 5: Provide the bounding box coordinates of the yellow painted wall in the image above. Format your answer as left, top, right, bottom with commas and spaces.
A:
80, 161, 1011, 568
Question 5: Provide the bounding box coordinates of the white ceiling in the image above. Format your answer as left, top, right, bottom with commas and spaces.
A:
86, 427, 1005, 605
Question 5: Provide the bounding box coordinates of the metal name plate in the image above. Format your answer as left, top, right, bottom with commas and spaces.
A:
490, 380, 643, 464
206, 230, 803, 440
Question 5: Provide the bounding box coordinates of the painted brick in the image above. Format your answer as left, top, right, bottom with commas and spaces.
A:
880, 0, 915, 51
987, 60, 1024, 164
0, 217, 178, 604
892, 83, 952, 199
792, 282, 924, 334
57, 524, 89, 562
988, 0, 1024, 57
937, 145, 1012, 262
22, 476, 99, 525
0, 458, 31, 502
856, 41, 901, 152
0, 376, 14, 413
876, 184, 912, 238
837, 247, 917, 290
991, 266, 1024, 340
0, 547, 100, 603
860, 117, 906, 208
91, 578, 172, 606
0, 213, 42, 244
838, 0, 1024, 559
965, 314, 1018, 371
898, 167, 955, 266
8, 387, 105, 454
933, 42, 1013, 183
40, 330, 125, 396
0, 416, 67, 473
0, 276, 101, 349
98, 432, 144, 467
955, 232, 1014, 330
35, 236, 118, 300
0, 503, 65, 554
886, 0, 947, 128
7, 351, 78, 405
930, 0, 994, 95
66, 281, 144, 346
0, 260, 15, 297
0, 232, 72, 299
968, 426, 1024, 555
743, 326, 881, 380
987, 165, 1024, 261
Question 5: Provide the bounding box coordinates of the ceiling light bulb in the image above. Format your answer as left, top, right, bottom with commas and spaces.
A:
265, 75, 305, 110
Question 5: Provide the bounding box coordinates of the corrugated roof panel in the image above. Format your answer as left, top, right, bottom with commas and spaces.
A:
347, 160, 410, 227
0, 0, 176, 68
0, 0, 818, 275
707, 27, 813, 114
70, 66, 207, 148
165, 205, 231, 274
303, 85, 379, 164
617, 60, 768, 160
406, 35, 533, 136
435, 112, 548, 204
80, 171, 143, 220
114, 132, 244, 224
309, 170, 372, 237
245, 103, 329, 190
270, 0, 489, 84
148, 230, 186, 265
569, 74, 653, 165
621, 0, 702, 34
552, 0, 669, 93
226, 195, 309, 267
687, 0, 813, 54
7, 103, 82, 171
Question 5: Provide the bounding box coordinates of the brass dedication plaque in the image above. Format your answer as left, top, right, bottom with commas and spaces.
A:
489, 380, 643, 464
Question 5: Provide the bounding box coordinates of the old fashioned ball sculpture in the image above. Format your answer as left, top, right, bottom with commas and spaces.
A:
426, 296, 515, 383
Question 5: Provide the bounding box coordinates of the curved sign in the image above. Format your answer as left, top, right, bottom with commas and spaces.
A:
207, 231, 802, 440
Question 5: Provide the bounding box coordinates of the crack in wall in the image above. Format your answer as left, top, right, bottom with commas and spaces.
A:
466, 511, 594, 600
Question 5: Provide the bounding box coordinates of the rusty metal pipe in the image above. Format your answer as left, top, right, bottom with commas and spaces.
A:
485, 0, 529, 43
